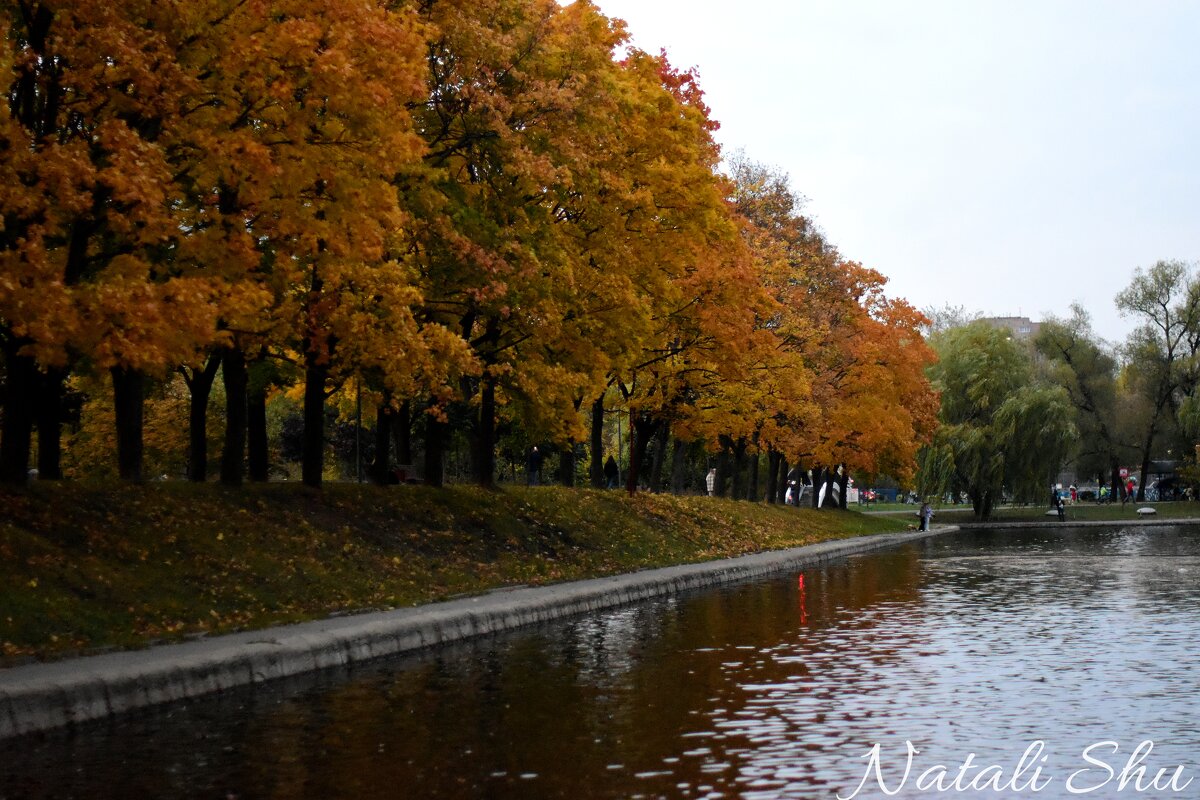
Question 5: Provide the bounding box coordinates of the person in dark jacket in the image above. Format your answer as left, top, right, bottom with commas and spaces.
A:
527, 446, 543, 486
604, 456, 620, 489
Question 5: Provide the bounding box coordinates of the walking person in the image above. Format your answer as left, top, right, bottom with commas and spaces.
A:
526, 446, 543, 486
705, 467, 716, 496
604, 456, 620, 489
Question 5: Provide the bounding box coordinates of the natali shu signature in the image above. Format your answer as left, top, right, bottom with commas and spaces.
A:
837, 741, 1194, 798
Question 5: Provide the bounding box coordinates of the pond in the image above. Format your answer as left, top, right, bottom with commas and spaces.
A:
5, 525, 1200, 799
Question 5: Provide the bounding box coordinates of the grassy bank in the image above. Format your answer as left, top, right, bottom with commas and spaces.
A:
866, 501, 1200, 523
0, 482, 908, 665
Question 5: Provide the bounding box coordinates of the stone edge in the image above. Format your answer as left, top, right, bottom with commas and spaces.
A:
0, 527, 946, 739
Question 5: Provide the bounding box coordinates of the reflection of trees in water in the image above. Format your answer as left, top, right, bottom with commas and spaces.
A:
1, 544, 937, 799
13, 528, 1200, 798
927, 525, 1200, 616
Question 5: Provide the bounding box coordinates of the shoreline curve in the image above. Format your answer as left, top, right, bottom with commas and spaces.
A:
0, 527, 948, 739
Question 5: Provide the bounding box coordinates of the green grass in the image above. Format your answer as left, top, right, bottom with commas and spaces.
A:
977, 501, 1200, 523
864, 500, 1200, 522
0, 482, 908, 665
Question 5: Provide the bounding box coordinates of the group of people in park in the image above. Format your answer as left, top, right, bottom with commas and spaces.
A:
530, 452, 944, 529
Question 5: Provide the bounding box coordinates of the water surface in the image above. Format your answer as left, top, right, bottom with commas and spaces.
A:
5, 525, 1200, 799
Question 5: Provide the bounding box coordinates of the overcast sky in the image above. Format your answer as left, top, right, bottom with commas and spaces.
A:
589, 0, 1200, 343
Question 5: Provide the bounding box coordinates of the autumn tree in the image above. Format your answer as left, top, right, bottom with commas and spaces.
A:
398, 0, 621, 486
0, 0, 225, 483
173, 0, 470, 488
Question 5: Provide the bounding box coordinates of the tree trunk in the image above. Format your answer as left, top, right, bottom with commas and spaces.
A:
111, 367, 145, 482
714, 440, 731, 498
670, 436, 689, 495
471, 375, 496, 487
766, 450, 781, 504
777, 458, 790, 504
971, 488, 994, 520
837, 466, 849, 509
625, 412, 657, 495
221, 346, 248, 487
247, 384, 269, 482
747, 447, 760, 502
183, 352, 221, 482
424, 412, 447, 487
730, 438, 747, 501
0, 345, 36, 484
649, 421, 669, 493
1137, 452, 1151, 502
394, 400, 413, 465
558, 443, 576, 487
301, 355, 327, 488
36, 366, 66, 480
589, 395, 605, 488
372, 401, 393, 485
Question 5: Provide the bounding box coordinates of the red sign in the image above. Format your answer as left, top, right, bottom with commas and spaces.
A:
1119, 468, 1129, 478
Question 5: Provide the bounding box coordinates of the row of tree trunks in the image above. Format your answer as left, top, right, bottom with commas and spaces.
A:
2, 342, 283, 486
1, 358, 858, 498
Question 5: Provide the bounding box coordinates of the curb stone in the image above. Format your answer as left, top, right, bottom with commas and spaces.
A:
0, 527, 949, 739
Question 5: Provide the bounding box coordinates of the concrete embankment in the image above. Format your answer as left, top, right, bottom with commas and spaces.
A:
0, 527, 945, 739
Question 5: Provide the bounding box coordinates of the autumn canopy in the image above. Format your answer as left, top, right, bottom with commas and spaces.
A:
0, 0, 937, 500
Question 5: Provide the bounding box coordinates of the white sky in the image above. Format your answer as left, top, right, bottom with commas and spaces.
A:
589, 0, 1200, 343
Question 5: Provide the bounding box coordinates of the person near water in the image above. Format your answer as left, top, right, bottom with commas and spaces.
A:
919, 502, 933, 531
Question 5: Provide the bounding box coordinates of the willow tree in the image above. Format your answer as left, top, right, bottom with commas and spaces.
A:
923, 322, 1074, 519
1035, 305, 1132, 500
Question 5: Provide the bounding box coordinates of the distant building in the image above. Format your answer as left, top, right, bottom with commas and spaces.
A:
980, 316, 1041, 340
